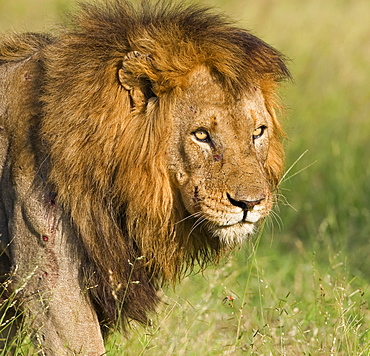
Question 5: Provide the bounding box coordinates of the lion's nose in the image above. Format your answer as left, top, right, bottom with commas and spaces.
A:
226, 193, 264, 212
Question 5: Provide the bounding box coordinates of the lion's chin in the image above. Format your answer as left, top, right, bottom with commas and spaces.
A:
211, 222, 255, 246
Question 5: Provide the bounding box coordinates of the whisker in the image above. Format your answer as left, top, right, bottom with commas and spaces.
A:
189, 216, 206, 236
175, 211, 202, 225
276, 195, 297, 212
268, 210, 283, 231
273, 190, 298, 212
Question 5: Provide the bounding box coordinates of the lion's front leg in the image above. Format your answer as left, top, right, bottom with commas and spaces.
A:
21, 260, 106, 356
8, 180, 106, 355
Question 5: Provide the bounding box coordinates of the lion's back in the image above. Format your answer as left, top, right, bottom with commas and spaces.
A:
0, 33, 52, 64
0, 33, 51, 136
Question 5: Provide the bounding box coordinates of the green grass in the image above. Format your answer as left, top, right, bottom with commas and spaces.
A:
1, 0, 370, 354
104, 232, 370, 355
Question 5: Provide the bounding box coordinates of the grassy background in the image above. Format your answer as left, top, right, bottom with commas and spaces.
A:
1, 0, 370, 354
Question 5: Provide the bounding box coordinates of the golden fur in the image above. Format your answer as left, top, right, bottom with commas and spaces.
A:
1, 0, 290, 330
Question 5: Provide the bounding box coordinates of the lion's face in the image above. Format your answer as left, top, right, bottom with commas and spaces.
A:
168, 68, 273, 245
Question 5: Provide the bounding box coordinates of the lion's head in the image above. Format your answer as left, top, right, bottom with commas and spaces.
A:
167, 67, 282, 245
39, 1, 290, 325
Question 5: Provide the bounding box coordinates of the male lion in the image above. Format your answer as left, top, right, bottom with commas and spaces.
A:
0, 0, 290, 354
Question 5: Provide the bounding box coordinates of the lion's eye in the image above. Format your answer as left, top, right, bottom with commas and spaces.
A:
193, 129, 210, 142
252, 125, 266, 140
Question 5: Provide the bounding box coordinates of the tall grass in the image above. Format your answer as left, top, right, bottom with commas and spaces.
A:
1, 0, 370, 354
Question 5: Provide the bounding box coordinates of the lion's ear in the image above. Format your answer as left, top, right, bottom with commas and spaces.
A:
118, 51, 157, 110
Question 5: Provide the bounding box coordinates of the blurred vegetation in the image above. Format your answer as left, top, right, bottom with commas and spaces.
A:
1, 0, 369, 354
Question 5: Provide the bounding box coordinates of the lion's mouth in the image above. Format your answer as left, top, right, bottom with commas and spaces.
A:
183, 192, 269, 245
210, 221, 255, 245
184, 199, 268, 245
202, 206, 265, 227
